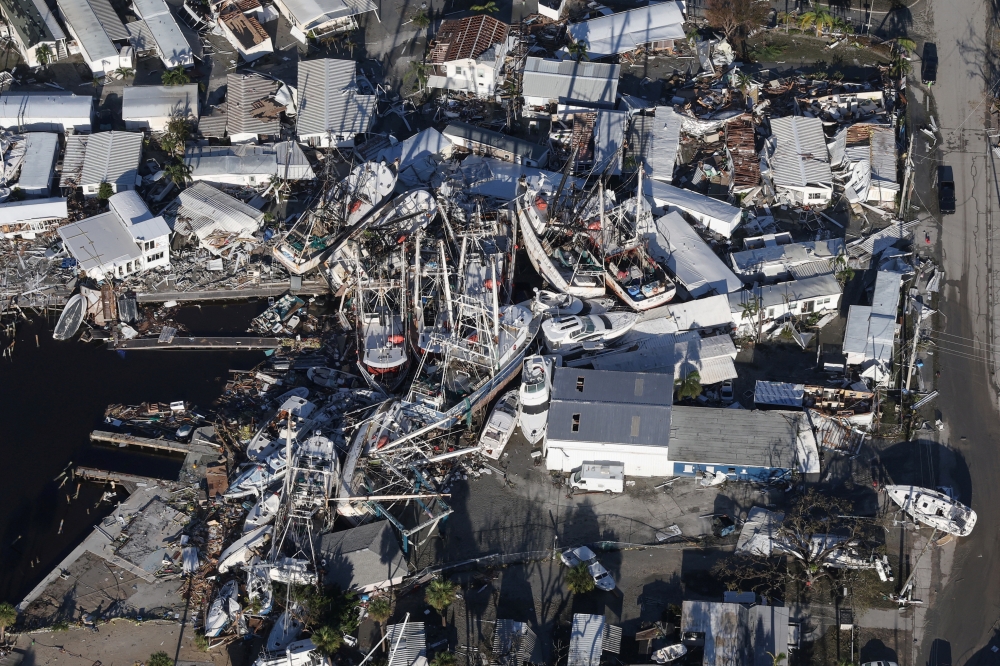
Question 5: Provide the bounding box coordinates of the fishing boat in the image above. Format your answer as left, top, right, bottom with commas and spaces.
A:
244, 491, 282, 531
246, 395, 317, 461
480, 390, 520, 459
268, 557, 318, 585
515, 174, 606, 299
275, 161, 396, 275
885, 485, 977, 536
204, 580, 240, 637
250, 294, 305, 335
355, 275, 410, 393
218, 525, 272, 573
653, 644, 688, 663
225, 449, 288, 499
53, 293, 85, 341
519, 355, 555, 444
541, 313, 638, 354
288, 433, 341, 518
246, 557, 273, 615
410, 234, 454, 356
266, 610, 304, 653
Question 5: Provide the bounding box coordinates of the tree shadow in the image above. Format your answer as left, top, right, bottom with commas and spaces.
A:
860, 638, 898, 664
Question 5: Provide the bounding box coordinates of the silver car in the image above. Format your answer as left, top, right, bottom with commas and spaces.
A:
560, 546, 616, 591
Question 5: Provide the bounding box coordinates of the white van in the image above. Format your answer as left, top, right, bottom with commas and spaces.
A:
570, 461, 625, 494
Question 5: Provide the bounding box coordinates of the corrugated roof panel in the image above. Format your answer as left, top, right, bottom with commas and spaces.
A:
568, 615, 604, 666
59, 134, 90, 188
769, 116, 832, 187
754, 380, 805, 407
122, 84, 199, 120
125, 19, 154, 50
177, 181, 264, 234
566, 1, 684, 57
228, 73, 281, 136
643, 106, 682, 182
17, 132, 58, 192
79, 131, 142, 188
521, 57, 619, 106
593, 110, 625, 175
642, 211, 743, 297
385, 622, 425, 666
56, 0, 119, 62
88, 0, 128, 41
297, 58, 375, 139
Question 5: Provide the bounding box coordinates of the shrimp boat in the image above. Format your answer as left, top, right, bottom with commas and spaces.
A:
275, 161, 396, 275
515, 174, 607, 299
886, 485, 977, 536
410, 233, 455, 356
354, 272, 410, 393
479, 390, 520, 459
519, 355, 555, 444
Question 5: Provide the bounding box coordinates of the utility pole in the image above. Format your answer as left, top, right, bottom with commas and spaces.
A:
899, 131, 916, 223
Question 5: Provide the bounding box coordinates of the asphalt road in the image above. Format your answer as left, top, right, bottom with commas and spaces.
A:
917, 0, 1000, 663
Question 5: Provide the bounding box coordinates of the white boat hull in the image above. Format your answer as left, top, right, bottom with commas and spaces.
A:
886, 485, 977, 536
516, 203, 605, 299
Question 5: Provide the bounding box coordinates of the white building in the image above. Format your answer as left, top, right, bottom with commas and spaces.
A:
166, 181, 266, 256
131, 0, 194, 68
728, 274, 843, 331
16, 132, 60, 196
122, 84, 199, 131
544, 367, 675, 476
644, 179, 744, 238
730, 237, 845, 283
0, 0, 68, 69
184, 142, 315, 187
0, 93, 92, 133
215, 0, 272, 62
566, 1, 685, 58
273, 0, 377, 42
296, 58, 376, 148
766, 116, 834, 206
426, 15, 510, 99
843, 270, 901, 384
521, 57, 619, 111
0, 197, 67, 238
58, 190, 170, 280
55, 0, 133, 75
67, 131, 143, 197
640, 210, 743, 298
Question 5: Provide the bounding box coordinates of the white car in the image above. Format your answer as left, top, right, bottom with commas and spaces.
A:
560, 546, 616, 591
720, 380, 734, 404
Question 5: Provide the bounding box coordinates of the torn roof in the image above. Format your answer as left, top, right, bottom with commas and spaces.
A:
428, 15, 508, 64
768, 116, 832, 187
521, 57, 620, 106
226, 72, 282, 136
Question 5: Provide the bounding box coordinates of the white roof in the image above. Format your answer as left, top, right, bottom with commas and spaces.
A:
768, 116, 832, 187
132, 0, 194, 67
0, 197, 66, 224
279, 0, 377, 30
843, 270, 900, 363
58, 211, 141, 272
456, 155, 584, 199
642, 211, 743, 297
109, 190, 170, 241
185, 143, 315, 181
55, 0, 119, 62
521, 57, 620, 106
296, 58, 376, 139
377, 128, 451, 185
0, 94, 92, 132
643, 106, 682, 182
667, 293, 734, 331
566, 1, 685, 57
174, 181, 264, 244
17, 132, 59, 192
730, 239, 846, 275
674, 332, 738, 385
644, 179, 743, 237
122, 84, 199, 120
568, 615, 606, 666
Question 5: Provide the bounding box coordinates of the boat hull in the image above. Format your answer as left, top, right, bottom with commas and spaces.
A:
516, 204, 606, 299
885, 485, 977, 536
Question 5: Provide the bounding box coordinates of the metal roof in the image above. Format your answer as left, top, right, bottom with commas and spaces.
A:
227, 73, 281, 136
668, 407, 820, 474
521, 57, 619, 106
641, 106, 682, 182
0, 93, 92, 132
787, 259, 834, 280
730, 239, 845, 274
184, 142, 314, 181
593, 110, 625, 175
768, 116, 832, 187
80, 131, 142, 188
643, 211, 743, 297
89, 0, 128, 40
754, 381, 804, 408
296, 58, 376, 139
58, 211, 141, 273
17, 132, 58, 192
644, 179, 743, 231
176, 181, 264, 236
568, 615, 620, 666
868, 125, 898, 189
491, 621, 536, 666
735, 506, 785, 556
843, 271, 900, 361
566, 1, 685, 57
666, 293, 735, 331
443, 121, 549, 162
59, 134, 89, 188
316, 521, 406, 591
0, 197, 66, 224
125, 19, 154, 50
429, 15, 508, 63
0, 0, 59, 47
132, 0, 194, 67
197, 108, 228, 138
55, 0, 119, 62
674, 332, 737, 385
728, 274, 842, 311
278, 0, 377, 30
122, 84, 199, 120
385, 622, 425, 666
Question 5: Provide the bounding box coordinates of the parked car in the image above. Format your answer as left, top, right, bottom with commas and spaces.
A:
720, 380, 734, 404
938, 165, 956, 214
560, 546, 616, 591
921, 42, 937, 85
176, 424, 194, 441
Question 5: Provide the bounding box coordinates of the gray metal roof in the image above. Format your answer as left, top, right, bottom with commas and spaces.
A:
88, 0, 128, 40
0, 93, 92, 132
296, 58, 376, 139
666, 293, 735, 331
122, 84, 198, 121
80, 131, 142, 188
0, 0, 60, 46
768, 116, 832, 187
566, 1, 685, 57
643, 106, 682, 182
55, 0, 119, 62
385, 622, 426, 666
227, 73, 281, 136
0, 197, 66, 224
871, 269, 901, 314
132, 0, 193, 67
674, 332, 737, 385
492, 621, 536, 666
727, 274, 842, 312
17, 132, 58, 192
185, 142, 315, 181
443, 121, 549, 162
643, 211, 743, 297
59, 134, 89, 188
316, 521, 406, 591
868, 125, 898, 189
787, 259, 834, 280
644, 179, 742, 228
567, 615, 604, 666
681, 602, 752, 666
176, 181, 265, 234
58, 211, 141, 273
125, 19, 154, 50
730, 239, 845, 274
593, 110, 625, 175
197, 108, 228, 138
754, 381, 804, 407
521, 57, 619, 106
843, 271, 900, 362
278, 0, 377, 31
668, 407, 819, 473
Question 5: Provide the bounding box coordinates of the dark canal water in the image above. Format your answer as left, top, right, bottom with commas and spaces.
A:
0, 301, 269, 604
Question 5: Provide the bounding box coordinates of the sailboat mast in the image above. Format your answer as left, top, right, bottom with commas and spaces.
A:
491, 257, 500, 342
413, 229, 422, 320
439, 239, 455, 330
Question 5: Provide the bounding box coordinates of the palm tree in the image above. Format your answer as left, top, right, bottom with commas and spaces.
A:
367, 596, 392, 639
166, 115, 191, 144
310, 626, 343, 656
0, 602, 16, 643
888, 54, 911, 78
834, 251, 854, 286
566, 40, 589, 61
424, 579, 458, 627
115, 66, 135, 79
411, 9, 430, 28
470, 1, 498, 12
342, 32, 357, 57
431, 654, 456, 666
408, 60, 430, 90
765, 652, 787, 666
798, 9, 835, 36
776, 11, 793, 33
674, 370, 702, 401
164, 162, 192, 187
35, 43, 51, 69
891, 37, 917, 55
564, 563, 595, 594
147, 652, 173, 666
732, 70, 754, 105
162, 67, 191, 86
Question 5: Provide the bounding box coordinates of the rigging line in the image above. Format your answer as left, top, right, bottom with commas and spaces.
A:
927, 336, 1000, 354
929, 329, 1000, 347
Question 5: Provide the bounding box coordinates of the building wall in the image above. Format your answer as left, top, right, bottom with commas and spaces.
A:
191, 173, 268, 187
298, 131, 355, 149
733, 290, 841, 331
125, 115, 171, 132
138, 234, 170, 270
544, 439, 672, 476
776, 184, 833, 207
670, 460, 791, 482
83, 180, 134, 197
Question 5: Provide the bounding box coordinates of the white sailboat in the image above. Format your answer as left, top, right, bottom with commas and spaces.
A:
246, 395, 317, 461
246, 557, 273, 615
204, 580, 240, 637
244, 491, 282, 531
479, 390, 520, 459
218, 525, 273, 573
885, 485, 977, 536
266, 610, 304, 653
519, 355, 555, 444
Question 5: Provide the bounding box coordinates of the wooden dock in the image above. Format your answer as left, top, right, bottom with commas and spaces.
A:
74, 466, 169, 492
107, 336, 282, 351
89, 430, 219, 455
137, 280, 328, 303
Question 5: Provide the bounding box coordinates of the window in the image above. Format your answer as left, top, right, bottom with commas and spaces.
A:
767, 308, 774, 318
576, 377, 585, 392
147, 252, 163, 263
478, 68, 485, 78
571, 414, 580, 432
802, 300, 814, 313
126, 261, 132, 273
809, 192, 825, 200
454, 66, 463, 76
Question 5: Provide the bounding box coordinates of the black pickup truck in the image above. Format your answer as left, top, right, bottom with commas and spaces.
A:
922, 42, 938, 85
938, 165, 956, 214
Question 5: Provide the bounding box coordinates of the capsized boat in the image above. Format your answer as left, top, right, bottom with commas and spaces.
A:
653, 644, 688, 663
480, 390, 519, 459
225, 450, 288, 499
886, 485, 977, 536
370, 189, 437, 242
53, 293, 85, 341
266, 610, 304, 653
254, 640, 327, 666
541, 312, 637, 354
519, 355, 555, 444
244, 491, 282, 531
246, 557, 273, 615
218, 525, 273, 573
204, 579, 240, 637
